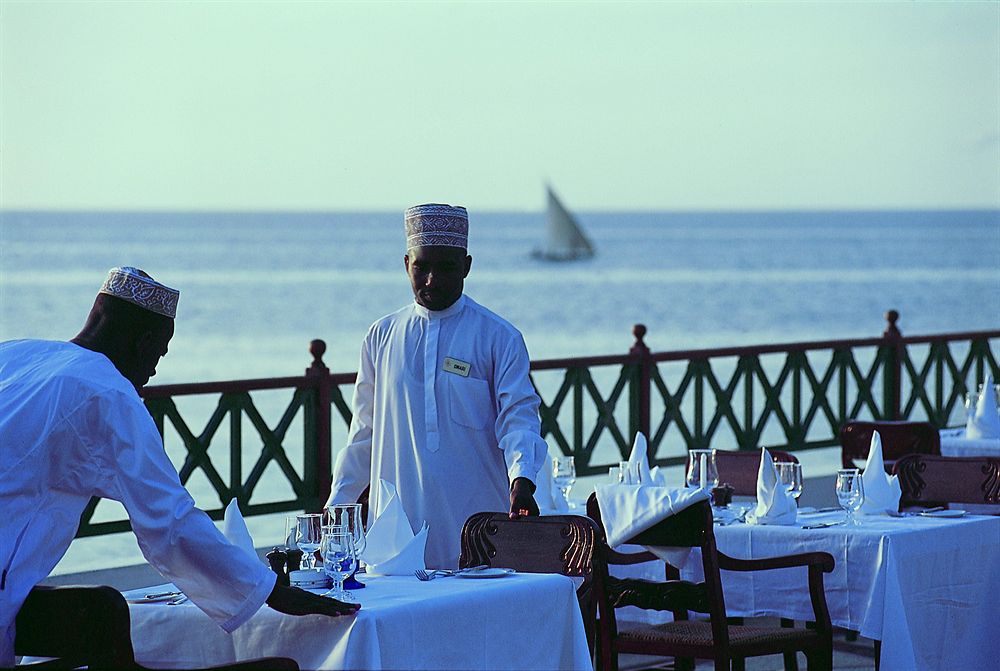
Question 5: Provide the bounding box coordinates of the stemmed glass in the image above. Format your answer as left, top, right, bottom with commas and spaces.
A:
295, 513, 324, 570
553, 456, 576, 504
686, 449, 718, 491
326, 503, 367, 589
835, 469, 865, 526
776, 462, 803, 501
321, 528, 358, 602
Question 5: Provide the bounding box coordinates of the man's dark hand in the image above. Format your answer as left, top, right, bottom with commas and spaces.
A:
266, 583, 360, 617
509, 477, 539, 519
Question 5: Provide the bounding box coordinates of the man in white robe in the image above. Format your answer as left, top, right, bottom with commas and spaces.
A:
327, 204, 549, 569
0, 267, 356, 667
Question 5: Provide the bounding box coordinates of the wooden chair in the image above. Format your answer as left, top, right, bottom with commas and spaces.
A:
459, 512, 605, 656
587, 495, 834, 671
15, 585, 299, 670
713, 449, 799, 496
893, 453, 1000, 508
839, 420, 939, 472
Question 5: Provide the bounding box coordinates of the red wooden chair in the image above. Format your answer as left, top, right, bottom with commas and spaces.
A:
713, 449, 799, 497
587, 494, 834, 671
892, 453, 1000, 508
839, 420, 940, 472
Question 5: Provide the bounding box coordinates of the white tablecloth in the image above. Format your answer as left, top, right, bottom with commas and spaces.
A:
124, 573, 592, 670
682, 512, 1000, 671
939, 427, 1000, 457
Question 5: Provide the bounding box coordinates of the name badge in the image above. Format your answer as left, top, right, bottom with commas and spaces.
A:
443, 357, 471, 377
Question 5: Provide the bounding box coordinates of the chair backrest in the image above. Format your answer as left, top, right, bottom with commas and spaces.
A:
713, 449, 799, 496
893, 454, 1000, 507
840, 420, 940, 470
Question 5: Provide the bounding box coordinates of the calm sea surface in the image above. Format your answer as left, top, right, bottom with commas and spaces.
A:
2, 209, 998, 573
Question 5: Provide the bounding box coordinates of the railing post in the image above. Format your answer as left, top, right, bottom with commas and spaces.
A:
882, 310, 903, 420
305, 339, 332, 512
629, 324, 652, 445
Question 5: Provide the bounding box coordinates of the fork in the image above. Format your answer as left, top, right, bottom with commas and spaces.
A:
415, 565, 489, 581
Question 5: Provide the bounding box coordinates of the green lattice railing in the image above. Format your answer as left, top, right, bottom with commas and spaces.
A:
77, 315, 999, 537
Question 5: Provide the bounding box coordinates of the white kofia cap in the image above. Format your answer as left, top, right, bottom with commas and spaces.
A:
404, 203, 468, 250
98, 266, 179, 318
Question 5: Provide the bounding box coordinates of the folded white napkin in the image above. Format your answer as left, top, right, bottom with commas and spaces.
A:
535, 453, 570, 513
222, 498, 257, 559
594, 483, 710, 566
360, 479, 428, 576
967, 373, 1000, 439
745, 448, 798, 526
624, 433, 653, 485
859, 431, 903, 514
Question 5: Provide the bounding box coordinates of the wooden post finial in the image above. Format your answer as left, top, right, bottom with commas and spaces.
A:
308, 339, 328, 375
883, 310, 901, 338
630, 324, 649, 356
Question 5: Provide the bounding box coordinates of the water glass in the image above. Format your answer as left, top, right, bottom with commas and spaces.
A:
553, 456, 577, 503
326, 503, 366, 559
618, 461, 631, 484
608, 466, 623, 484
686, 449, 718, 490
321, 529, 358, 602
776, 462, 803, 500
295, 513, 324, 569
835, 469, 865, 526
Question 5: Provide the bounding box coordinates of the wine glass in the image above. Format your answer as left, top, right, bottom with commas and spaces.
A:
326, 503, 367, 588
776, 462, 803, 500
295, 513, 324, 570
835, 469, 865, 526
686, 449, 718, 490
553, 456, 576, 503
321, 529, 358, 602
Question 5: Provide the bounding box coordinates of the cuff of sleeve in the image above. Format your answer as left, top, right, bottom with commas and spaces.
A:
219, 565, 277, 633
502, 430, 548, 485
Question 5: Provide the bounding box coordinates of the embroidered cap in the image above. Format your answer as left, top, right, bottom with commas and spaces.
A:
98, 266, 179, 318
404, 203, 468, 250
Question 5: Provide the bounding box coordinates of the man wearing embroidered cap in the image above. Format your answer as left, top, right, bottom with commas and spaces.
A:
0, 267, 357, 667
327, 204, 549, 569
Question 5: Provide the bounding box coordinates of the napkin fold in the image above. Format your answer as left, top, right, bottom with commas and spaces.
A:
624, 433, 653, 485
860, 431, 902, 514
222, 498, 258, 559
745, 448, 798, 526
535, 453, 570, 513
967, 373, 1000, 439
594, 483, 710, 566
360, 479, 428, 576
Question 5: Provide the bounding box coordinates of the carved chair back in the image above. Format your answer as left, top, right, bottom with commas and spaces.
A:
893, 453, 1000, 508
840, 420, 940, 471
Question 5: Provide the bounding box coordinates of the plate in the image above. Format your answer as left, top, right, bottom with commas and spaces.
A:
920, 509, 966, 518
456, 568, 516, 579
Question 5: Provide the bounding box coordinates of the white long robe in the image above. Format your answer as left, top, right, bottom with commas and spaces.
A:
327, 295, 548, 569
0, 340, 276, 667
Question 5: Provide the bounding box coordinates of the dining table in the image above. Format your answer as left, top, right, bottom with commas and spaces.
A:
120, 571, 593, 670
680, 508, 1000, 671
938, 427, 1000, 457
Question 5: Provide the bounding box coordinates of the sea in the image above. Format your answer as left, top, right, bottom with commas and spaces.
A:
2, 208, 999, 573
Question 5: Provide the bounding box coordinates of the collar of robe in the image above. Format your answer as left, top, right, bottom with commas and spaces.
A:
413, 294, 467, 321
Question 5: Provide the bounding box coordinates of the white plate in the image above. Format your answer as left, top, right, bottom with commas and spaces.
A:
920, 509, 966, 518
456, 568, 516, 579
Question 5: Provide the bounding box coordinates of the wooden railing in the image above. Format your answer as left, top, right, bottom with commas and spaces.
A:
76, 313, 999, 537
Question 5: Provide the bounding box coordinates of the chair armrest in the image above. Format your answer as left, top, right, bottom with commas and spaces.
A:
718, 550, 834, 573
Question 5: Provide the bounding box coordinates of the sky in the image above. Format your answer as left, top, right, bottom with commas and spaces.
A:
1, 1, 998, 212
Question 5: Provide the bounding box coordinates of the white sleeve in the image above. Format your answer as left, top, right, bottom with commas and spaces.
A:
326, 334, 375, 507
493, 333, 549, 487
91, 391, 275, 633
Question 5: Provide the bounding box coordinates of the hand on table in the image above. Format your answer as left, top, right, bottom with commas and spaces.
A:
266, 583, 360, 617
509, 477, 539, 519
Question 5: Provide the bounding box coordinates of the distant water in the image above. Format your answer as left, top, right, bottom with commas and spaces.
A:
3, 209, 998, 574
3, 209, 998, 380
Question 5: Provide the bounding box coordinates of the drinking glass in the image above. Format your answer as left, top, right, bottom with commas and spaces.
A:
295, 513, 324, 570
553, 456, 577, 503
835, 469, 865, 526
686, 449, 718, 490
326, 503, 367, 588
776, 462, 803, 500
608, 466, 623, 484
321, 530, 358, 602
618, 461, 631, 485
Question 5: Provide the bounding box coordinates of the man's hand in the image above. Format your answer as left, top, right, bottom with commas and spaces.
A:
266, 583, 360, 617
509, 477, 539, 519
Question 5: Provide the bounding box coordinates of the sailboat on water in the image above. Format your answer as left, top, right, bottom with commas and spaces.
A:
531, 185, 595, 261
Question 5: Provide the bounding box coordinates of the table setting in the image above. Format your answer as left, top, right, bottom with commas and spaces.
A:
941, 372, 1000, 456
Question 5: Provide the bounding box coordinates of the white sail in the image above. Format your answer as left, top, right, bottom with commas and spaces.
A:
533, 186, 595, 261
